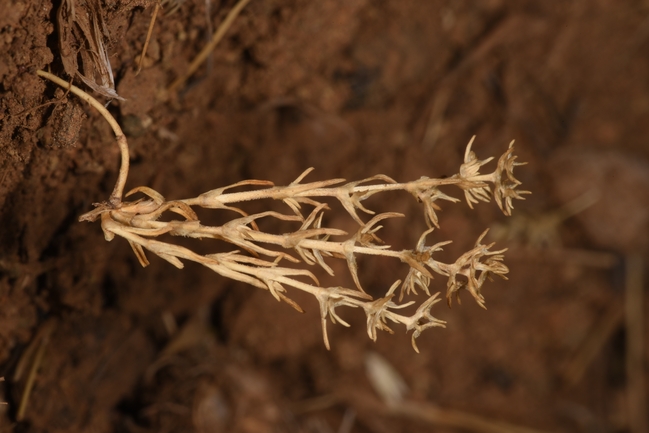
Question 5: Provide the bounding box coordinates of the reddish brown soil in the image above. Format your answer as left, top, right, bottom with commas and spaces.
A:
1, 1, 649, 432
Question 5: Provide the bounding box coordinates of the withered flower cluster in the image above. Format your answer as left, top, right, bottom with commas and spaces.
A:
39, 70, 529, 352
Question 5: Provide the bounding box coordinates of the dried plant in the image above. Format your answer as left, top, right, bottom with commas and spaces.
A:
37, 70, 529, 352
57, 0, 123, 100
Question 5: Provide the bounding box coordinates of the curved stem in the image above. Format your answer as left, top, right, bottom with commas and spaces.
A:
36, 69, 129, 205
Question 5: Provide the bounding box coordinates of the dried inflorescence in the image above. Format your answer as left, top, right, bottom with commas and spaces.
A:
38, 70, 529, 352
84, 142, 528, 352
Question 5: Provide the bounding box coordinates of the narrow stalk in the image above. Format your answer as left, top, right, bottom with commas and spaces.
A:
135, 2, 161, 76
36, 70, 130, 205
625, 254, 648, 433
167, 0, 252, 93
183, 177, 467, 207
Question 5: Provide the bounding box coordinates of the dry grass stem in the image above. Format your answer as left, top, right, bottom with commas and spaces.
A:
168, 0, 253, 93
14, 76, 74, 118
136, 2, 161, 75
161, 0, 186, 16
322, 387, 555, 433
14, 319, 57, 421
37, 70, 529, 351
625, 255, 648, 433
389, 401, 553, 433
0, 377, 5, 406
560, 301, 623, 388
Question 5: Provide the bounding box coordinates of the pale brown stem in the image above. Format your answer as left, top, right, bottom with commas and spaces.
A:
390, 401, 553, 433
36, 70, 130, 205
105, 216, 370, 307
625, 254, 648, 433
242, 230, 404, 259
16, 339, 47, 421
560, 301, 623, 388
136, 2, 160, 76
16, 319, 57, 421
183, 177, 466, 207
167, 0, 253, 93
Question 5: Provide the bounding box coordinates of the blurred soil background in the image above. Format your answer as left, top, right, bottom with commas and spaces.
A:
1, 0, 649, 432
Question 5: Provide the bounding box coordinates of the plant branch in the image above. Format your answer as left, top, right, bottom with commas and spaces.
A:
36, 69, 129, 206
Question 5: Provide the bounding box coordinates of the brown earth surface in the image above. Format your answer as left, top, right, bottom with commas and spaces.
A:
1, 0, 649, 432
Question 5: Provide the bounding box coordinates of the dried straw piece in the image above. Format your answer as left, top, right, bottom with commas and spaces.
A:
168, 0, 253, 93
57, 0, 123, 100
136, 2, 161, 76
625, 255, 648, 433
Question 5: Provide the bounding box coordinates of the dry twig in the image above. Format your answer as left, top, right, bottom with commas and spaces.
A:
560, 300, 623, 388
36, 70, 529, 351
301, 389, 554, 433
168, 0, 253, 93
14, 319, 58, 421
625, 255, 647, 433
136, 2, 161, 75
0, 377, 6, 406
389, 401, 552, 433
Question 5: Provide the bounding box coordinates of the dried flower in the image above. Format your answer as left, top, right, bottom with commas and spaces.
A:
36, 70, 530, 352
87, 142, 527, 351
